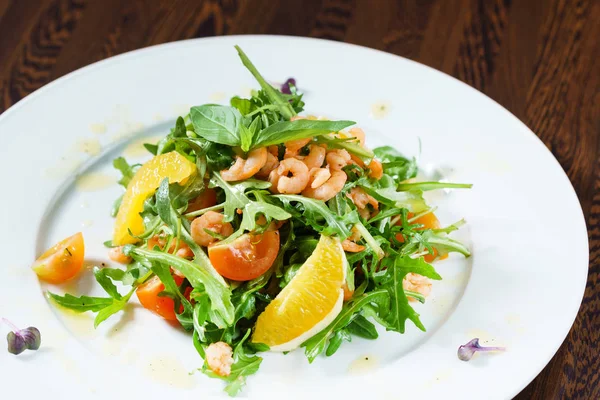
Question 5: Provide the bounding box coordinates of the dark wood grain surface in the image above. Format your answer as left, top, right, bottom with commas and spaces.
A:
0, 1, 598, 398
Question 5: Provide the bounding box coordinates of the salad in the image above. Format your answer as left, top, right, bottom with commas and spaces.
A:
34, 46, 471, 396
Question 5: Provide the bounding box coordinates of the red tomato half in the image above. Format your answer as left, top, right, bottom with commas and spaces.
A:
136, 275, 184, 321
208, 231, 280, 281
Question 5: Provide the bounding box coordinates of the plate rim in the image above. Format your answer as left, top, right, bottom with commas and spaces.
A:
0, 35, 589, 399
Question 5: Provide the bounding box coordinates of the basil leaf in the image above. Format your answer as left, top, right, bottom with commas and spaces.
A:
251, 119, 355, 149
230, 96, 256, 115
190, 105, 243, 146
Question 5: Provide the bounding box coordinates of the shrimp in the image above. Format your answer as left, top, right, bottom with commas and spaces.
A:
347, 127, 366, 146
326, 149, 351, 171
308, 167, 331, 188
284, 138, 312, 158
348, 187, 379, 219
267, 145, 279, 157
347, 187, 379, 210
348, 226, 361, 242
205, 341, 234, 377
268, 169, 281, 194
191, 211, 233, 247
273, 158, 310, 194
176, 246, 194, 259
349, 153, 383, 180
302, 170, 347, 201
367, 158, 383, 179
108, 246, 132, 264
220, 147, 267, 181
403, 273, 432, 301
256, 152, 279, 179
147, 235, 192, 258
342, 240, 366, 252
302, 145, 326, 169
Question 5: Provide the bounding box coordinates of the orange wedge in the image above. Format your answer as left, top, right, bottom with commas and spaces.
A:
113, 151, 196, 245
252, 235, 346, 351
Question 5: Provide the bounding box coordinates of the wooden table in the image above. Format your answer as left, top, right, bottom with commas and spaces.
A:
0, 1, 597, 398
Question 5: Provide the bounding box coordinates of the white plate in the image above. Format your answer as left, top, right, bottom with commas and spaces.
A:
0, 36, 588, 399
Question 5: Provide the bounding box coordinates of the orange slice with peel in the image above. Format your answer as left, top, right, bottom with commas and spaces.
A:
113, 151, 196, 245
252, 235, 346, 351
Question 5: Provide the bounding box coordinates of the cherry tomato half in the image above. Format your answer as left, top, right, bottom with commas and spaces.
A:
136, 274, 184, 321
32, 232, 85, 284
208, 231, 280, 281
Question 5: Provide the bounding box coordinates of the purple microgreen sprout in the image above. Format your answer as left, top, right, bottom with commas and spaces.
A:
280, 78, 296, 94
2, 318, 41, 355
458, 338, 505, 361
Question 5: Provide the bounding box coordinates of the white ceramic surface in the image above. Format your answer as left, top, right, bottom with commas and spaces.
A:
0, 36, 588, 400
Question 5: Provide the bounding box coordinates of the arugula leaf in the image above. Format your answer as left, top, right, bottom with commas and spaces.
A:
274, 194, 357, 239
93, 288, 135, 328
111, 194, 123, 217
325, 329, 352, 356
396, 182, 473, 191
210, 172, 271, 222
202, 329, 265, 397
190, 105, 244, 147
150, 261, 194, 330
235, 45, 295, 120
251, 119, 356, 149
47, 288, 135, 328
373, 255, 441, 332
302, 291, 388, 362
432, 219, 466, 234
113, 157, 140, 188
47, 292, 114, 312
367, 187, 428, 213
93, 267, 122, 300
421, 231, 471, 257
373, 146, 418, 181
346, 314, 378, 339
128, 246, 234, 328
221, 200, 291, 244
147, 179, 235, 326
155, 179, 228, 284
100, 261, 150, 286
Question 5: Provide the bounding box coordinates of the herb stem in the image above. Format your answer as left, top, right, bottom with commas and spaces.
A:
244, 105, 280, 118
354, 222, 384, 260
407, 207, 438, 223
184, 203, 225, 218
1, 317, 18, 332
235, 45, 296, 119
404, 290, 426, 304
